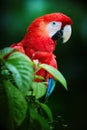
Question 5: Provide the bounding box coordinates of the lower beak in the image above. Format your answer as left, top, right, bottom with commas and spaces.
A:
52, 29, 63, 40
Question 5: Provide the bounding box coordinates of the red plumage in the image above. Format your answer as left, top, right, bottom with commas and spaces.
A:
10, 12, 72, 82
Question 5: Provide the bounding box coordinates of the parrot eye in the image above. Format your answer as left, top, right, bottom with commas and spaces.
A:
52, 22, 56, 25
51, 21, 61, 28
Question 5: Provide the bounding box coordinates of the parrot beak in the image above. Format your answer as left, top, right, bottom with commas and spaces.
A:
52, 25, 72, 43
62, 25, 72, 43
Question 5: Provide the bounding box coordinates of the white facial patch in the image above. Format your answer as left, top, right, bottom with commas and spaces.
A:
46, 21, 62, 37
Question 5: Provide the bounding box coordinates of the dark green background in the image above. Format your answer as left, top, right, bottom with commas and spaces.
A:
0, 0, 87, 130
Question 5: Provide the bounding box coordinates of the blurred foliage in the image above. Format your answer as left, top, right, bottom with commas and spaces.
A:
0, 0, 87, 130
0, 47, 68, 130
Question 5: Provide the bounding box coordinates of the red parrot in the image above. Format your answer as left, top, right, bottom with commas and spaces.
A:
10, 13, 72, 98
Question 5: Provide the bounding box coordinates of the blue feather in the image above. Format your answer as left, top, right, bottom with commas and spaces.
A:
45, 78, 56, 98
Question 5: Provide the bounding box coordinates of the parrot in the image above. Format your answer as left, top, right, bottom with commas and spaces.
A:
10, 12, 72, 98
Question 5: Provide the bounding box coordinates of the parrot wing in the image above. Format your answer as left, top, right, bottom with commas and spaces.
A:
10, 43, 25, 54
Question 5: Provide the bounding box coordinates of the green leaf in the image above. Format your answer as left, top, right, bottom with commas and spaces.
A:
0, 47, 13, 59
36, 101, 53, 122
5, 51, 34, 94
34, 75, 45, 80
39, 64, 67, 90
29, 104, 50, 130
0, 82, 8, 125
4, 81, 27, 126
32, 82, 47, 99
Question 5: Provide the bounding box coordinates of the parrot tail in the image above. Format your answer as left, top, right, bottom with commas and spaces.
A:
45, 78, 56, 99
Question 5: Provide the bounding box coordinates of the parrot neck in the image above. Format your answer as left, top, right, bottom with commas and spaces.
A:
21, 31, 57, 53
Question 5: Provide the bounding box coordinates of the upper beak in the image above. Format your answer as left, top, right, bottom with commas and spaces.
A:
62, 25, 72, 43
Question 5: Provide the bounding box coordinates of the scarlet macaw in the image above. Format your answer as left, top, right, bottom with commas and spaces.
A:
11, 13, 72, 98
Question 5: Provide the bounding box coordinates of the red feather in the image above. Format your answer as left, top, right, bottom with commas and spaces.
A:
10, 13, 72, 82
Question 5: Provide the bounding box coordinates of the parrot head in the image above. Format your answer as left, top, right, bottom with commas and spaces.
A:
43, 13, 72, 43
22, 13, 72, 52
